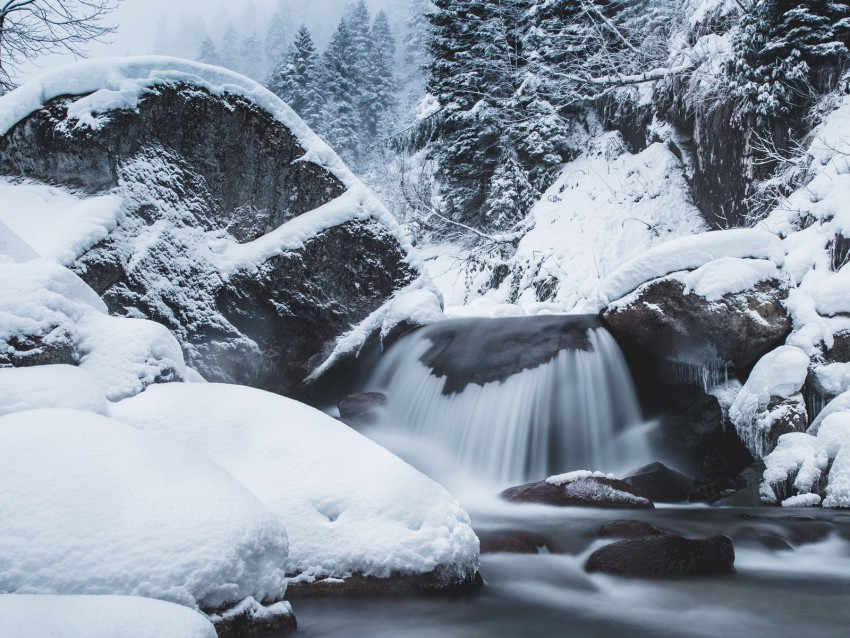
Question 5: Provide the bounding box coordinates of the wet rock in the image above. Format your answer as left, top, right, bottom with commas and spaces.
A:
585, 534, 735, 577
499, 475, 653, 509
0, 81, 420, 400
209, 598, 296, 637
286, 570, 484, 597
713, 482, 768, 507
337, 392, 386, 426
624, 462, 694, 503
598, 520, 670, 539
478, 529, 551, 554
418, 315, 599, 394
603, 278, 791, 373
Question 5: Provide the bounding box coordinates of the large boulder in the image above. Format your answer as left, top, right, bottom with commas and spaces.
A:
585, 534, 735, 577
623, 462, 694, 503
597, 232, 790, 375
0, 58, 434, 399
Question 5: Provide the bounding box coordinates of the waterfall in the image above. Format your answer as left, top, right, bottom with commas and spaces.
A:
369, 315, 651, 486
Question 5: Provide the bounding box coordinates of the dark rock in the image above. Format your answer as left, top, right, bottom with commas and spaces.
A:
478, 529, 551, 554
657, 394, 754, 490
417, 315, 599, 395
598, 520, 670, 539
0, 330, 78, 368
337, 392, 386, 426
499, 476, 653, 509
208, 599, 296, 637
285, 569, 483, 597
0, 83, 420, 399
602, 278, 791, 373
585, 534, 735, 577
623, 462, 694, 503
713, 482, 769, 507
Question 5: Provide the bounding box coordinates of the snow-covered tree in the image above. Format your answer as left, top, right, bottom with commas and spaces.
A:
265, 0, 294, 74
240, 31, 265, 80
728, 0, 850, 121
219, 23, 240, 72
320, 18, 362, 165
362, 11, 399, 139
197, 37, 222, 67
267, 25, 323, 127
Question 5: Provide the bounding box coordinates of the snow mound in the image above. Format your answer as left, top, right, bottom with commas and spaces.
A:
0, 257, 186, 400
0, 595, 216, 638
0, 409, 288, 608
0, 179, 122, 265
109, 383, 479, 585
0, 219, 39, 262
597, 229, 784, 305
762, 413, 850, 507
0, 365, 107, 417
730, 346, 810, 457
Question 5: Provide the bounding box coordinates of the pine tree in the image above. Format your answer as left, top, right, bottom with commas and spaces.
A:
362, 11, 399, 139
220, 24, 240, 72
321, 19, 362, 165
728, 1, 850, 121
266, 1, 294, 74
197, 37, 222, 67
240, 32, 265, 80
268, 26, 324, 127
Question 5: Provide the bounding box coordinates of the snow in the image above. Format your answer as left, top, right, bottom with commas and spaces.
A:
729, 346, 809, 458
0, 595, 216, 638
0, 179, 123, 265
810, 388, 850, 434
306, 279, 443, 383
676, 258, 781, 302
0, 257, 186, 401
596, 229, 785, 307
108, 382, 479, 584
0, 57, 352, 189
761, 413, 850, 507
0, 219, 39, 262
0, 409, 288, 609
207, 597, 293, 625
546, 470, 616, 486
418, 135, 707, 314
0, 365, 108, 417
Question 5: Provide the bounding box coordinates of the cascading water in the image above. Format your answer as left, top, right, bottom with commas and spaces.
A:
368, 315, 652, 485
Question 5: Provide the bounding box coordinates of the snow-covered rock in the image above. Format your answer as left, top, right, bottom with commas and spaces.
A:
601, 254, 791, 374
0, 365, 108, 416
729, 346, 810, 459
761, 412, 850, 507
0, 57, 432, 398
0, 409, 289, 609
0, 595, 217, 638
0, 255, 185, 401
108, 382, 480, 589
500, 472, 653, 509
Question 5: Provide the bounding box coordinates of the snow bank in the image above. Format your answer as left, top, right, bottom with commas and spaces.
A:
0, 219, 39, 262
109, 383, 479, 584
0, 409, 288, 608
597, 229, 784, 305
762, 413, 850, 507
0, 179, 122, 265
0, 257, 186, 400
546, 470, 616, 486
0, 365, 107, 416
0, 595, 216, 638
730, 346, 809, 459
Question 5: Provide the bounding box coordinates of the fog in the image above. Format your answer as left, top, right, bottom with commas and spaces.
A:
17, 0, 414, 82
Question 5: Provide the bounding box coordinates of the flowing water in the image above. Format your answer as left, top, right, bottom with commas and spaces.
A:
291, 316, 850, 637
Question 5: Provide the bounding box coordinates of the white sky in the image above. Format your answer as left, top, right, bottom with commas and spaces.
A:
17, 0, 411, 82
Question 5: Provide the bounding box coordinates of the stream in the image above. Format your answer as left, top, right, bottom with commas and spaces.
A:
292, 316, 850, 637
